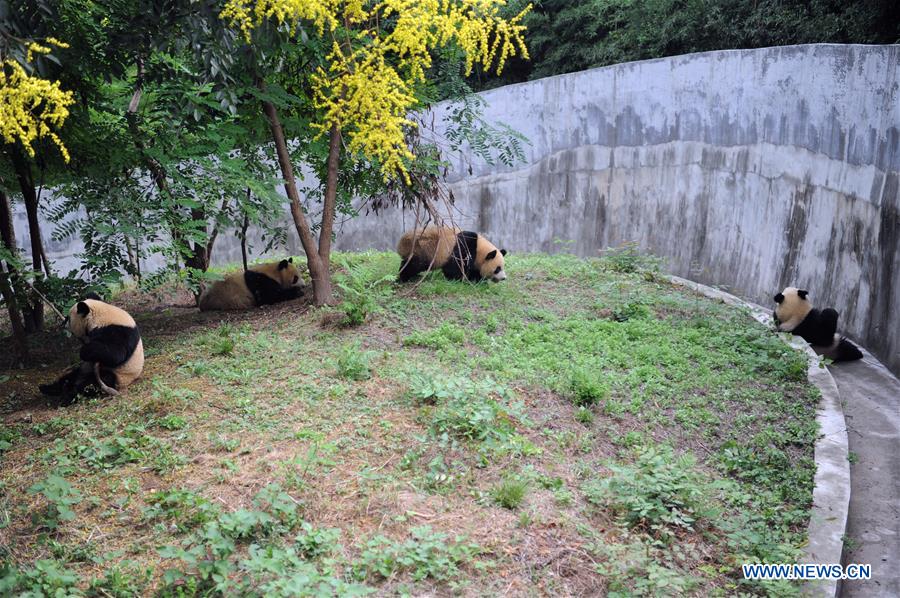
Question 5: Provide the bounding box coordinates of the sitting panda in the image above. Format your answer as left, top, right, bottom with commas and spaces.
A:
773, 286, 863, 362
198, 258, 304, 311
40, 294, 144, 405
397, 227, 508, 283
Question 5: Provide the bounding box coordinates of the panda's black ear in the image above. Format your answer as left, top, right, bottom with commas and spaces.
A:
485, 250, 497, 261
500, 249, 507, 256
76, 301, 91, 316
774, 293, 784, 304
288, 257, 293, 263
278, 259, 289, 270
83, 291, 102, 301
798, 289, 809, 300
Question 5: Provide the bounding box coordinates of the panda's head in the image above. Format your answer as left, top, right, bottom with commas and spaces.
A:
773, 286, 811, 326
477, 238, 508, 282
276, 257, 302, 289
67, 293, 132, 340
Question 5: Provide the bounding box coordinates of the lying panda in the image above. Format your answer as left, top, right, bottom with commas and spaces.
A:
773, 286, 863, 362
397, 227, 508, 283
199, 258, 304, 311
40, 294, 144, 405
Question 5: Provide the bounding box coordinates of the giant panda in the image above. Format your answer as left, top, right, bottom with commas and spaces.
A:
397, 227, 508, 283
39, 294, 144, 405
773, 286, 863, 362
198, 258, 304, 311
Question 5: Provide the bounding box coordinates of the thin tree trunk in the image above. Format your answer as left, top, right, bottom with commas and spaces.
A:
199, 197, 230, 271
258, 81, 332, 305
8, 146, 44, 331
317, 123, 341, 265
0, 187, 16, 254
241, 190, 250, 271
0, 264, 28, 362
0, 189, 28, 359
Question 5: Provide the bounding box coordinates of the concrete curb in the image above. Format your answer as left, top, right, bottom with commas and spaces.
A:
667, 276, 850, 598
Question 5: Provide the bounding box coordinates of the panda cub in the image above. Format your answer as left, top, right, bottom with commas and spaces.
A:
773, 287, 862, 362
199, 258, 303, 311
40, 294, 144, 405
397, 227, 508, 283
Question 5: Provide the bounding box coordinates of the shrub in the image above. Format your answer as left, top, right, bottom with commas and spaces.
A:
27, 474, 83, 530
492, 478, 528, 509
583, 446, 718, 539
567, 370, 608, 407
335, 343, 374, 381
352, 526, 480, 583
333, 256, 393, 327
575, 406, 594, 425
601, 242, 661, 274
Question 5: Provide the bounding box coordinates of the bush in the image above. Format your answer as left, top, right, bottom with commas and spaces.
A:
352, 526, 480, 583
583, 446, 719, 539
335, 343, 374, 381
567, 370, 608, 407
601, 242, 661, 274
492, 477, 528, 509
333, 256, 394, 327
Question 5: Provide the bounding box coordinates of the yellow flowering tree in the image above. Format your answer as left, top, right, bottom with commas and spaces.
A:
0, 39, 74, 161
221, 0, 530, 305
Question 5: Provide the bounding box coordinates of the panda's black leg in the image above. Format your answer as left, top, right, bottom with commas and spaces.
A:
39, 369, 74, 396
398, 256, 428, 282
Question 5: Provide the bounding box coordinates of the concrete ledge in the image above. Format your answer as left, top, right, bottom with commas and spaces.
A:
668, 276, 850, 598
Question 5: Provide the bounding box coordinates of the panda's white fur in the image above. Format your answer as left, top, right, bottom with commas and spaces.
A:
397, 227, 507, 283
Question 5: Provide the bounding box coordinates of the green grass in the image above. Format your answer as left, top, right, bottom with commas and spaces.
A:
0, 251, 817, 596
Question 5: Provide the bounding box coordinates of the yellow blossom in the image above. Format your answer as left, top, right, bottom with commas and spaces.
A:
221, 0, 530, 182
0, 58, 75, 162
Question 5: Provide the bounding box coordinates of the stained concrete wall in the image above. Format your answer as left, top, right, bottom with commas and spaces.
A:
12, 44, 900, 374
335, 44, 900, 376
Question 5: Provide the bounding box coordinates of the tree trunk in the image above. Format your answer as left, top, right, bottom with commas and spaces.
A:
0, 264, 28, 362
241, 193, 250, 271
318, 123, 341, 265
0, 189, 28, 360
8, 146, 44, 331
0, 187, 16, 254
258, 82, 333, 305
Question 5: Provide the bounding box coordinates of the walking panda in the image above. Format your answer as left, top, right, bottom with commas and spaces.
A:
397, 227, 508, 283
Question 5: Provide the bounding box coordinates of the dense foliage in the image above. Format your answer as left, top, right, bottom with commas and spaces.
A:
473, 0, 900, 87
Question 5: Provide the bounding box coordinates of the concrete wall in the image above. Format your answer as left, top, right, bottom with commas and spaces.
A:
12, 44, 900, 374
335, 44, 900, 375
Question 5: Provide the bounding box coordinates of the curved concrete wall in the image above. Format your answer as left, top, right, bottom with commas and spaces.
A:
336, 44, 900, 375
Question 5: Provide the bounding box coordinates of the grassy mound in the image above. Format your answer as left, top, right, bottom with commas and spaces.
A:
0, 252, 817, 596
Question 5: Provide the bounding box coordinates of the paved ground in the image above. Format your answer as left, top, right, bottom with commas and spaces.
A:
831, 351, 900, 598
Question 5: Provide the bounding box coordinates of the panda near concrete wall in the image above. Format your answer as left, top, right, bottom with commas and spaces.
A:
773, 286, 863, 362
